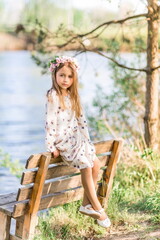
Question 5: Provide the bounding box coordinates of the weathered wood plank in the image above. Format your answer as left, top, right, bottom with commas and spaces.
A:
97, 140, 123, 207
0, 204, 14, 216
94, 140, 114, 154
25, 154, 42, 169
26, 140, 114, 169
15, 216, 24, 238
13, 187, 83, 218
18, 155, 50, 240
9, 234, 22, 240
26, 154, 62, 169
39, 187, 84, 210
28, 155, 50, 214
21, 213, 38, 240
0, 192, 17, 206
17, 174, 81, 201
0, 212, 11, 240
21, 164, 80, 185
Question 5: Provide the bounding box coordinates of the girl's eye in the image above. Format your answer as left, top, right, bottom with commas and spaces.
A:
60, 74, 64, 77
69, 75, 73, 78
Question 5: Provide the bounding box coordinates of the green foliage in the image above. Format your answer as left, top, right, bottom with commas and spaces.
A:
134, 36, 146, 52
87, 54, 146, 140
132, 193, 160, 214
20, 0, 59, 27
73, 9, 84, 28
103, 38, 120, 53
0, 148, 23, 178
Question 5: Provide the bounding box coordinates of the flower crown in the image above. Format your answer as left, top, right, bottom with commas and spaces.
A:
48, 56, 80, 72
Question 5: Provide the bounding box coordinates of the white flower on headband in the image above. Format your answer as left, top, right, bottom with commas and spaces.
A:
48, 56, 80, 72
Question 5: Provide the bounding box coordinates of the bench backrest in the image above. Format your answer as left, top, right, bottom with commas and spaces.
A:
13, 139, 123, 218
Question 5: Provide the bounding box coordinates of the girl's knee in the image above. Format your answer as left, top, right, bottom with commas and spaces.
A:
80, 166, 92, 175
94, 156, 100, 168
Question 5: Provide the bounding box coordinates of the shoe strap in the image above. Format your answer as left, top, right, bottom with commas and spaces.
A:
85, 204, 92, 209
97, 208, 104, 213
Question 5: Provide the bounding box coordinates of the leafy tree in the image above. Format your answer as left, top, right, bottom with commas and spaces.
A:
29, 0, 160, 149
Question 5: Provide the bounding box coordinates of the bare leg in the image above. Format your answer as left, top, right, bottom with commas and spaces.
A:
82, 156, 100, 206
80, 159, 107, 220
80, 167, 102, 210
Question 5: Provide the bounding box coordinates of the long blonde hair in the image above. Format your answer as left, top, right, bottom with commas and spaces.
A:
46, 62, 82, 117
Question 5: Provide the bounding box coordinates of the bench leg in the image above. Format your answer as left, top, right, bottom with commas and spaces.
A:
0, 212, 11, 240
15, 216, 24, 238
15, 213, 38, 240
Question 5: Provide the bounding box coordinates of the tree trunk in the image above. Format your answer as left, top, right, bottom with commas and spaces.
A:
144, 0, 159, 149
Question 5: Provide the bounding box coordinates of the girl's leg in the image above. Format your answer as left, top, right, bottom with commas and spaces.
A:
80, 167, 101, 210
80, 167, 107, 220
80, 162, 107, 220
82, 156, 100, 206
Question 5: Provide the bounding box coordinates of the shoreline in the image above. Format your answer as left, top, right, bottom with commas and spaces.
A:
0, 32, 151, 53
0, 32, 34, 51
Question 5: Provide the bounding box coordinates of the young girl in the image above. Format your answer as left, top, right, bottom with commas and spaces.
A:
45, 56, 111, 228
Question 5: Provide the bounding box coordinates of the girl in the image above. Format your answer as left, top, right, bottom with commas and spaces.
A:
45, 56, 111, 228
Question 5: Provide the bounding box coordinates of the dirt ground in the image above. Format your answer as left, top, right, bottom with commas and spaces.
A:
92, 228, 160, 240
0, 32, 34, 51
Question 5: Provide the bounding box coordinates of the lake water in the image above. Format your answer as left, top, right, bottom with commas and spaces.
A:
0, 50, 145, 194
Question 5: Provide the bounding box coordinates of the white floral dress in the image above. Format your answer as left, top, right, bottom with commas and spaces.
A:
45, 89, 96, 169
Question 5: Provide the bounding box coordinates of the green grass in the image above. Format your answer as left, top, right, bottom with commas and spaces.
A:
34, 202, 107, 240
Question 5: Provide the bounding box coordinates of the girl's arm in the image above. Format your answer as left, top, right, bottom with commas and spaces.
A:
45, 90, 58, 153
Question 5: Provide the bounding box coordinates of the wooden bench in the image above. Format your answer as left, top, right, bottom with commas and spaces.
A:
0, 139, 123, 240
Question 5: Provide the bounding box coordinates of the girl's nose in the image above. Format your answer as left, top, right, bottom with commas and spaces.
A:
64, 77, 69, 82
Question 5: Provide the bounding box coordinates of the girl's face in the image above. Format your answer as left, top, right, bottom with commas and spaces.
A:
56, 65, 73, 91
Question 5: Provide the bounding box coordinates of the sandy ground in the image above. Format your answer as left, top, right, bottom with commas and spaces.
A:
93, 229, 160, 240
0, 32, 33, 51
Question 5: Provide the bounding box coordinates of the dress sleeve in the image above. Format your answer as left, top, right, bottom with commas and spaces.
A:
76, 109, 91, 142
45, 90, 58, 152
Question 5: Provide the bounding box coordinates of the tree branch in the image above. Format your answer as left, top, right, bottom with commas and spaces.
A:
81, 49, 148, 72
57, 13, 148, 49
152, 65, 160, 70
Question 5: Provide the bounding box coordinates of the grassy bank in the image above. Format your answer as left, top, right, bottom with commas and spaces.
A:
33, 143, 160, 240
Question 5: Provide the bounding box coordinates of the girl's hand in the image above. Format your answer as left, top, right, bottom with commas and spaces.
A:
52, 149, 60, 158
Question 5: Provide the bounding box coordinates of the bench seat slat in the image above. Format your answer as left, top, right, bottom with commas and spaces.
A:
0, 204, 14, 216
17, 174, 81, 201
0, 192, 17, 206
13, 187, 83, 218
21, 164, 80, 185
